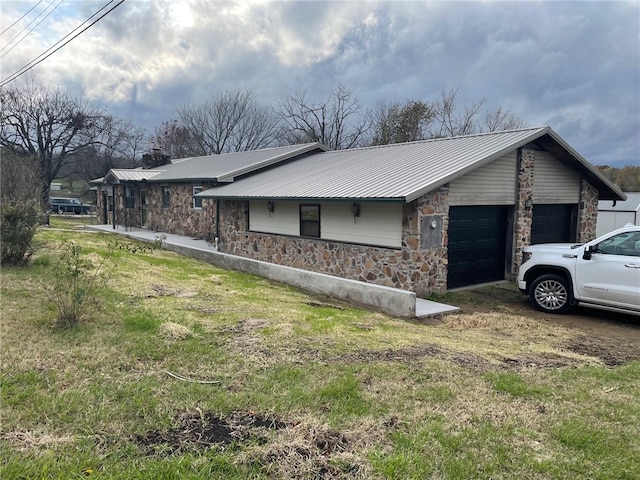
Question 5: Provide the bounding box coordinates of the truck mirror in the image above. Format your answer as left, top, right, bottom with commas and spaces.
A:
583, 246, 592, 260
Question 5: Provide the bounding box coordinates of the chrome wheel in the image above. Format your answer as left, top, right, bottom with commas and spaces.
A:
530, 274, 571, 313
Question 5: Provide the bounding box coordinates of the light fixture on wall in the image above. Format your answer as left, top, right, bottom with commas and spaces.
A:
524, 198, 533, 210
267, 201, 274, 214
351, 202, 360, 221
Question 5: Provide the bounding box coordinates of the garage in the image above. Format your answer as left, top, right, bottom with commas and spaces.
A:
447, 206, 509, 289
531, 204, 576, 244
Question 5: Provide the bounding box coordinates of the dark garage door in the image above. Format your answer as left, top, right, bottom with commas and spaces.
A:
448, 206, 508, 289
531, 204, 576, 245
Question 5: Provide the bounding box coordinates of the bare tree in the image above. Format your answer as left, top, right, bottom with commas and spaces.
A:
0, 81, 106, 209
278, 84, 371, 150
0, 149, 40, 203
150, 120, 200, 159
431, 88, 527, 138
371, 100, 434, 145
482, 106, 528, 132
431, 88, 484, 137
177, 89, 278, 155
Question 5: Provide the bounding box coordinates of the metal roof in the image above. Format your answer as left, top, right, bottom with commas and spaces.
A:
101, 169, 165, 183
198, 127, 625, 203
598, 192, 640, 212
146, 143, 325, 183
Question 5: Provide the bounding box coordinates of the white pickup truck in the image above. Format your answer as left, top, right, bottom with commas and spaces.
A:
517, 225, 640, 316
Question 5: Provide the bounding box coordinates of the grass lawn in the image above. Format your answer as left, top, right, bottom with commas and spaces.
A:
2, 220, 639, 479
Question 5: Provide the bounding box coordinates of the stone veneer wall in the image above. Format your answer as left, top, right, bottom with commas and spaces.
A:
219, 187, 450, 296
145, 183, 217, 241
95, 185, 106, 223
512, 148, 535, 276
577, 179, 599, 243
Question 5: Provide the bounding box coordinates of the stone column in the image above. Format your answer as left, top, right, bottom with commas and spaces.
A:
578, 180, 599, 242
512, 148, 535, 276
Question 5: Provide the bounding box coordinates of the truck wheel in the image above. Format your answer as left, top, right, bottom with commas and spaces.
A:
529, 274, 572, 314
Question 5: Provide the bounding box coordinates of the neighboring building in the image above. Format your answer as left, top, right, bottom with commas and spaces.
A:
94, 127, 625, 296
597, 192, 640, 236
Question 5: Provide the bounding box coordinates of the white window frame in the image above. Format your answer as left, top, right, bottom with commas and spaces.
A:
193, 186, 203, 210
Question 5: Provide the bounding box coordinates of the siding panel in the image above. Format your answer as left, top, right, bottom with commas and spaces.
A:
533, 152, 580, 203
249, 200, 402, 248
249, 201, 299, 236
449, 152, 517, 205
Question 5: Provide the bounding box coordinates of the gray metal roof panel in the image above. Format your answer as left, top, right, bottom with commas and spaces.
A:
147, 143, 325, 182
198, 127, 549, 201
598, 192, 640, 211
105, 169, 165, 182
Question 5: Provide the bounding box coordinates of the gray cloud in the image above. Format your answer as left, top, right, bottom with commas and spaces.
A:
1, 0, 638, 166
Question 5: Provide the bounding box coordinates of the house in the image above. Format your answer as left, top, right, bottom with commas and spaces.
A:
597, 192, 640, 236
92, 143, 326, 240
95, 126, 625, 297
196, 126, 624, 294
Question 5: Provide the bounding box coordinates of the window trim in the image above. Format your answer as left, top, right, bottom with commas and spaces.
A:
192, 186, 203, 210
300, 204, 320, 238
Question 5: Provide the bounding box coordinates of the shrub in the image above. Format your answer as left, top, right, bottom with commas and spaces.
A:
47, 241, 112, 328
0, 201, 41, 266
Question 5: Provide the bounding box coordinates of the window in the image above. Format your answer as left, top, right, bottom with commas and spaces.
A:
124, 186, 135, 209
595, 231, 640, 257
300, 204, 320, 238
162, 186, 170, 208
193, 186, 203, 210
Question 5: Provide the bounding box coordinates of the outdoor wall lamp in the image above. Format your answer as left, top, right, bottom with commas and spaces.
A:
524, 198, 533, 210
267, 201, 274, 213
351, 202, 361, 218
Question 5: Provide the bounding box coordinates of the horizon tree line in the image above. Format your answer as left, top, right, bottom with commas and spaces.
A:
2, 79, 636, 210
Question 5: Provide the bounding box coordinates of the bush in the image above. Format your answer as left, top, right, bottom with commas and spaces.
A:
0, 201, 41, 266
47, 241, 113, 328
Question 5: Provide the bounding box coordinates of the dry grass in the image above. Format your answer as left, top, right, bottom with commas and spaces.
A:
2, 225, 640, 479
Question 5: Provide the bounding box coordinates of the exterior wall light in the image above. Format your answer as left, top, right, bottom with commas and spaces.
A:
524, 198, 533, 210
351, 202, 361, 219
267, 201, 274, 213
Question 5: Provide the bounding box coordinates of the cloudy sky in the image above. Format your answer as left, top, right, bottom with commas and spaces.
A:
1, 0, 638, 167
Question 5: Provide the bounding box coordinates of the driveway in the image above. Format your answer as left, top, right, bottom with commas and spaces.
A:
449, 283, 640, 366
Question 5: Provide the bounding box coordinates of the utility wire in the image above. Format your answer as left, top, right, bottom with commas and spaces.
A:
1, 0, 125, 87
0, 0, 62, 57
2, 0, 112, 60
0, 0, 44, 37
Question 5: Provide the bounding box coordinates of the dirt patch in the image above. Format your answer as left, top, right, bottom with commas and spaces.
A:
134, 411, 286, 455
561, 335, 640, 366
446, 283, 640, 367
501, 353, 583, 369
134, 410, 382, 478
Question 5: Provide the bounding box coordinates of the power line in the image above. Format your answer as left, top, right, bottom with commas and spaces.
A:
0, 0, 44, 37
1, 0, 126, 87
2, 0, 113, 60
0, 0, 62, 56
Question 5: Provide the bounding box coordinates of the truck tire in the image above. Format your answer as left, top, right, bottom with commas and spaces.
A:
529, 274, 572, 314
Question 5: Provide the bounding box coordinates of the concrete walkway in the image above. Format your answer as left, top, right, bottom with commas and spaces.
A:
87, 224, 458, 318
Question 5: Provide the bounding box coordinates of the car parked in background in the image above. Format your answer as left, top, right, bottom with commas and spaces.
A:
49, 197, 92, 215
517, 225, 640, 316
